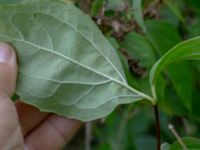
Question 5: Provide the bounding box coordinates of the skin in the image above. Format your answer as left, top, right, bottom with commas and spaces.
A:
0, 43, 82, 150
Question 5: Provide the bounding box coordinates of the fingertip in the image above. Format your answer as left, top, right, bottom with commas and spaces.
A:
0, 42, 16, 62
0, 42, 17, 97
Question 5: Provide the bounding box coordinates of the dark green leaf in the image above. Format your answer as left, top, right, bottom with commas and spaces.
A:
91, 0, 104, 16
170, 137, 200, 150
105, 0, 126, 11
120, 31, 156, 94
187, 19, 200, 38
145, 20, 181, 55
132, 0, 146, 32
167, 62, 194, 110
146, 20, 194, 112
164, 0, 184, 22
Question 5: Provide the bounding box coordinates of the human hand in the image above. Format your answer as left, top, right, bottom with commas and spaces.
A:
0, 43, 81, 150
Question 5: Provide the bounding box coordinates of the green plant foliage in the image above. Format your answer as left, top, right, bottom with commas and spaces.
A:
145, 20, 181, 55
120, 31, 156, 94
145, 20, 194, 114
170, 137, 200, 150
187, 19, 200, 38
164, 0, 184, 22
167, 62, 194, 110
91, 0, 104, 16
105, 0, 125, 10
0, 0, 200, 149
0, 0, 24, 3
132, 0, 146, 32
121, 32, 156, 69
150, 37, 200, 100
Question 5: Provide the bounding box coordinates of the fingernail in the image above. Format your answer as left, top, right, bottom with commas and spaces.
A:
0, 43, 12, 62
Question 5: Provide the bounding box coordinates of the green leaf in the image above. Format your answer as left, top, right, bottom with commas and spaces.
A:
121, 32, 156, 69
105, 0, 126, 11
0, 0, 24, 3
146, 20, 194, 113
91, 0, 104, 16
164, 0, 184, 22
134, 135, 156, 150
187, 0, 200, 16
187, 19, 200, 38
150, 37, 200, 100
170, 137, 200, 150
191, 64, 200, 118
145, 20, 181, 55
159, 5, 179, 28
0, 0, 151, 121
132, 0, 146, 32
167, 62, 194, 110
162, 83, 189, 115
120, 31, 156, 94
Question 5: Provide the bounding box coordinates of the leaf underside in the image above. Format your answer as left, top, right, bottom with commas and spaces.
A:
0, 0, 144, 121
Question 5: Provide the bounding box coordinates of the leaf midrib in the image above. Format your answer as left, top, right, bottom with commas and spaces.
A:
32, 10, 127, 83
20, 70, 112, 85
0, 35, 152, 101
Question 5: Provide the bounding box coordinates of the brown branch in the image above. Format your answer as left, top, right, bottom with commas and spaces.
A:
85, 122, 92, 150
154, 105, 161, 150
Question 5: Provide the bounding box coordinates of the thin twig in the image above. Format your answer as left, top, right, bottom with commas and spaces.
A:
168, 124, 188, 150
154, 105, 161, 150
85, 122, 92, 150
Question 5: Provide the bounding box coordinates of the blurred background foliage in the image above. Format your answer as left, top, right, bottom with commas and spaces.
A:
65, 0, 200, 149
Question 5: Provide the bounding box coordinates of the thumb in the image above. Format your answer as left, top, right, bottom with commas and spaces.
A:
0, 42, 17, 97
0, 43, 24, 149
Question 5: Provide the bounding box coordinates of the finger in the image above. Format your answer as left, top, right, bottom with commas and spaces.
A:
15, 100, 49, 136
25, 115, 82, 150
0, 42, 17, 122
0, 42, 17, 97
0, 43, 23, 148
